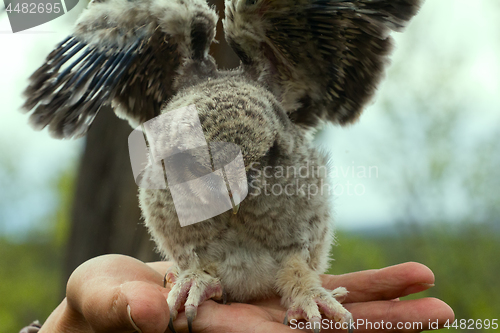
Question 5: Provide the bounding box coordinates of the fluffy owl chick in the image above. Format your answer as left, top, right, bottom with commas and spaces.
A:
139, 73, 348, 332
22, 0, 422, 332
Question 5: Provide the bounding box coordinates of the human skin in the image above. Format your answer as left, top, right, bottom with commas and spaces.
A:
38, 254, 454, 333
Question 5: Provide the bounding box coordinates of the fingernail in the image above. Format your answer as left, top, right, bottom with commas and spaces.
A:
127, 304, 143, 333
403, 282, 435, 296
418, 282, 435, 289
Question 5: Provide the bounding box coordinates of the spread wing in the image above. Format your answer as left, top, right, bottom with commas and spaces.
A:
23, 0, 217, 138
224, 0, 422, 128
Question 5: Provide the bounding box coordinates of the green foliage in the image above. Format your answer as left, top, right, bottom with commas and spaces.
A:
328, 232, 388, 274
329, 223, 500, 332
0, 170, 74, 333
391, 222, 500, 321
0, 237, 63, 333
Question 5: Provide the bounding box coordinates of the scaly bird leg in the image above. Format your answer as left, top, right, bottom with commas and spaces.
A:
167, 268, 223, 333
277, 254, 353, 333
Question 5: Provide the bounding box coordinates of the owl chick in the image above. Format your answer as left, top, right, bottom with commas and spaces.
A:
22, 0, 422, 332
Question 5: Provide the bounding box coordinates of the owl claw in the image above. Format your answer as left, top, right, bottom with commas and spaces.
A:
310, 317, 321, 333
164, 266, 179, 288
331, 287, 349, 304
166, 269, 223, 332
282, 286, 352, 333
168, 316, 177, 333
348, 321, 354, 333
185, 305, 197, 333
222, 288, 228, 305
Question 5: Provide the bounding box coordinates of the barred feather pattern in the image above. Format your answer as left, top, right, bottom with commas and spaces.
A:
224, 0, 423, 128
22, 0, 217, 138
23, 31, 169, 138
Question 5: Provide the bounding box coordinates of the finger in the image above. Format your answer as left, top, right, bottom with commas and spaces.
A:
121, 281, 171, 333
66, 254, 169, 333
254, 298, 453, 333
68, 255, 165, 291
169, 300, 296, 333
251, 297, 453, 333
335, 297, 455, 333
321, 262, 435, 303
81, 280, 170, 332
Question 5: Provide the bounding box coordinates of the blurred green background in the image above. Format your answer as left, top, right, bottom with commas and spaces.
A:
1, 0, 499, 332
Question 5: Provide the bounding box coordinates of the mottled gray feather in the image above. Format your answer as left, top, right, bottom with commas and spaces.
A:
23, 0, 217, 138
224, 0, 423, 128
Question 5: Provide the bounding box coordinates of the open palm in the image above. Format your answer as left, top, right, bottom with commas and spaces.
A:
40, 255, 453, 333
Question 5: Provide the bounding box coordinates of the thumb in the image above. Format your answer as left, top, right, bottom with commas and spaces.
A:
119, 280, 171, 333
66, 255, 170, 333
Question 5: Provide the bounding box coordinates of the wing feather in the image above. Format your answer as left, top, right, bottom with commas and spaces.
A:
23, 0, 217, 138
224, 0, 422, 128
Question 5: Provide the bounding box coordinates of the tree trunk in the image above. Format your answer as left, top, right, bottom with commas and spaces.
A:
64, 109, 160, 283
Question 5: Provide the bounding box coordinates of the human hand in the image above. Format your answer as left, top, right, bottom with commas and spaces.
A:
39, 254, 454, 333
172, 261, 454, 333
39, 254, 170, 333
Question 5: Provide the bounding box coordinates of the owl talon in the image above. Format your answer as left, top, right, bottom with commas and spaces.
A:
167, 269, 223, 332
168, 316, 177, 333
164, 266, 179, 288
331, 287, 349, 304
222, 289, 228, 305
310, 317, 322, 333
282, 287, 352, 333
348, 320, 354, 333
185, 305, 197, 333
